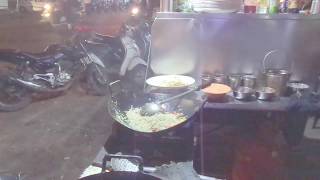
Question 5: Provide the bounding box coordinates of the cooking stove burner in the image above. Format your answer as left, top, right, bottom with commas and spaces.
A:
104, 117, 196, 167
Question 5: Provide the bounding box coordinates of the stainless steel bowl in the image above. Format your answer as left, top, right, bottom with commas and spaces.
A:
256, 87, 276, 101
287, 82, 310, 97
233, 86, 254, 101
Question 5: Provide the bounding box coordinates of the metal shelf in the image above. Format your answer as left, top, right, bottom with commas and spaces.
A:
156, 12, 320, 20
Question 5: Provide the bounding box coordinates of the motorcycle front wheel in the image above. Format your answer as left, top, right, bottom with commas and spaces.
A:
86, 64, 110, 96
0, 77, 32, 112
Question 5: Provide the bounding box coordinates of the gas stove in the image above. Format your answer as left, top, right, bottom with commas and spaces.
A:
81, 148, 222, 180
104, 117, 196, 167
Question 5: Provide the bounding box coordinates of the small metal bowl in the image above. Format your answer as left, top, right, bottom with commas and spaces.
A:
233, 86, 254, 101
287, 82, 310, 96
256, 87, 276, 101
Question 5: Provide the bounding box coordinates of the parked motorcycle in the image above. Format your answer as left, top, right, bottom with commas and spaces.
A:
71, 21, 150, 92
0, 43, 109, 112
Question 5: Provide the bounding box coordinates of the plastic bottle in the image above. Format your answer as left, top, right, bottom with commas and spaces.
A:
257, 0, 268, 13
268, 0, 279, 13
310, 0, 320, 14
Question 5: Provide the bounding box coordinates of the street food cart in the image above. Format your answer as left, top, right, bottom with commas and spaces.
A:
148, 12, 320, 178
83, 12, 320, 180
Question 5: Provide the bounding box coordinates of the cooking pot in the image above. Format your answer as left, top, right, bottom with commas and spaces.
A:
262, 50, 291, 96
79, 154, 160, 180
263, 69, 291, 96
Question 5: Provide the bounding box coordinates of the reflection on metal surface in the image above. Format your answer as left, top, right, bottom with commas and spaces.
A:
150, 16, 200, 76
151, 13, 320, 87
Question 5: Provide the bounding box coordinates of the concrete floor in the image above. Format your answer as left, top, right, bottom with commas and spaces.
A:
0, 11, 126, 180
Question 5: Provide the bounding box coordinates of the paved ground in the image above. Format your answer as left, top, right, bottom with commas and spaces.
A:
0, 11, 126, 180
0, 88, 112, 180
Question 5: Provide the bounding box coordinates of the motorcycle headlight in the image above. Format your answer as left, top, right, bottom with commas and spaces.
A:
44, 4, 52, 10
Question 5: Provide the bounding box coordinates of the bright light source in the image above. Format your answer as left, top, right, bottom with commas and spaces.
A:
43, 12, 50, 17
44, 3, 52, 10
131, 7, 139, 15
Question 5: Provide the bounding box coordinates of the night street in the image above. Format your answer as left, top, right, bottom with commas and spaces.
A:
1, 0, 320, 179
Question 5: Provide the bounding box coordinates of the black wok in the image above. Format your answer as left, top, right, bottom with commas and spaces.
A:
79, 154, 160, 180
107, 87, 205, 133
80, 172, 159, 180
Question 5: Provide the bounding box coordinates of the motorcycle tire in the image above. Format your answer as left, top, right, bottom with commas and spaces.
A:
86, 64, 110, 96
0, 79, 31, 112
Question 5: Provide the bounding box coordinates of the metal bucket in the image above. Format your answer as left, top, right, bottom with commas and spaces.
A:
262, 50, 291, 96
264, 69, 291, 96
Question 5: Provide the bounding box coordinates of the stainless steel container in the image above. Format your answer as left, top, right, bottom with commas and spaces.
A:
228, 74, 242, 90
256, 87, 276, 101
201, 73, 213, 87
233, 86, 254, 101
213, 73, 228, 84
242, 74, 257, 88
263, 69, 291, 96
287, 82, 310, 97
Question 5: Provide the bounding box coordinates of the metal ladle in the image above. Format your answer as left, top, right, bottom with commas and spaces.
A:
140, 82, 209, 116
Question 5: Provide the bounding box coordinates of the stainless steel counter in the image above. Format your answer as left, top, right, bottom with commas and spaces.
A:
150, 13, 320, 87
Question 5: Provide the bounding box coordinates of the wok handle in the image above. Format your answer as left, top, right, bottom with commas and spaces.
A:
102, 154, 144, 173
